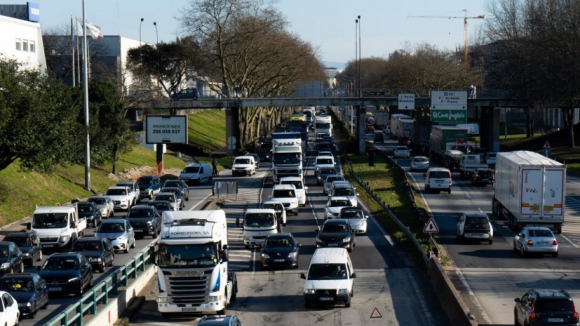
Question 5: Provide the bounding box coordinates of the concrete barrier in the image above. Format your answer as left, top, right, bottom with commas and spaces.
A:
85, 265, 157, 326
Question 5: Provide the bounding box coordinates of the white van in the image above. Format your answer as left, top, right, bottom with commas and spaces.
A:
179, 163, 212, 185
243, 208, 279, 248
232, 155, 256, 176
279, 176, 308, 206
270, 184, 299, 215
300, 248, 356, 308
424, 167, 452, 194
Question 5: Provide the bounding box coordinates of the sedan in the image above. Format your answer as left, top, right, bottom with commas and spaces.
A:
72, 237, 115, 273
324, 197, 353, 220
338, 207, 369, 235
0, 273, 49, 319
260, 233, 300, 269
38, 252, 93, 296
95, 219, 136, 254
162, 179, 190, 202
0, 291, 20, 325
154, 192, 180, 211
410, 156, 430, 172
160, 187, 185, 210
0, 241, 25, 276
513, 227, 558, 257
315, 219, 355, 252
394, 146, 411, 159
3, 232, 42, 267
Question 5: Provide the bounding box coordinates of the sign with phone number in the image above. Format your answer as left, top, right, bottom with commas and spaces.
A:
145, 115, 188, 144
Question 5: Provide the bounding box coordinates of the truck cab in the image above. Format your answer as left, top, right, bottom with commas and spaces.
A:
243, 208, 279, 248
29, 204, 87, 251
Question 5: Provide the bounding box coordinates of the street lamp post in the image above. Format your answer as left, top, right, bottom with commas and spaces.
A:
139, 18, 144, 46
153, 22, 158, 44
358, 15, 361, 98
355, 18, 358, 97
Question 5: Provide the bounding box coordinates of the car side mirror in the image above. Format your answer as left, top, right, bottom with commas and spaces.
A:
26, 222, 31, 230
220, 250, 229, 262
300, 273, 306, 279
304, 186, 308, 190
351, 273, 357, 278
364, 215, 369, 219
514, 298, 521, 303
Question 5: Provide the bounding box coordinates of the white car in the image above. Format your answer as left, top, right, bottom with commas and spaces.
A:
393, 146, 411, 158
456, 212, 493, 244
87, 195, 115, 218
95, 219, 136, 253
270, 184, 299, 215
338, 206, 369, 235
0, 291, 19, 326
232, 155, 256, 176
328, 182, 358, 207
105, 186, 133, 211
279, 176, 308, 206
410, 156, 430, 172
260, 200, 287, 226
314, 155, 335, 167
324, 196, 353, 220
323, 174, 346, 195
513, 227, 558, 257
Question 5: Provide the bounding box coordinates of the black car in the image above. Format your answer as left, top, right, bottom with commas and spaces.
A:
471, 168, 494, 186
256, 147, 271, 162
514, 289, 579, 326
77, 201, 102, 227
315, 220, 355, 252
0, 241, 24, 276
162, 179, 190, 201
171, 88, 198, 100
125, 205, 162, 239
260, 233, 300, 270
38, 252, 93, 296
0, 273, 49, 319
3, 232, 42, 267
72, 237, 114, 273
193, 315, 243, 326
146, 200, 173, 214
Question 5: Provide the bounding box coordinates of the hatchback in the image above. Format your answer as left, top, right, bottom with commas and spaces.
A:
95, 219, 136, 254
393, 146, 411, 158
513, 227, 558, 257
2, 232, 42, 267
410, 156, 430, 172
0, 273, 49, 319
514, 289, 579, 326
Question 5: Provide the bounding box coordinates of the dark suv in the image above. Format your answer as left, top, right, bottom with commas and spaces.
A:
514, 289, 579, 326
77, 201, 102, 227
125, 205, 162, 239
471, 168, 494, 186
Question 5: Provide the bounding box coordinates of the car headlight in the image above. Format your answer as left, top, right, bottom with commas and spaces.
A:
304, 289, 316, 294
100, 208, 107, 214
0, 262, 9, 269
342, 237, 351, 243
261, 253, 270, 259
207, 295, 221, 302
157, 297, 170, 303
288, 252, 297, 258
59, 235, 70, 243
338, 288, 349, 294
68, 277, 79, 283
23, 253, 30, 257
147, 221, 152, 225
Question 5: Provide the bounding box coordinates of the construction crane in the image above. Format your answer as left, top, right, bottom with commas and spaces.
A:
409, 10, 485, 63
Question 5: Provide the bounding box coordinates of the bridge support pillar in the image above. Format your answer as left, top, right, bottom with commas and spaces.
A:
357, 105, 366, 154
480, 106, 500, 152
226, 106, 241, 156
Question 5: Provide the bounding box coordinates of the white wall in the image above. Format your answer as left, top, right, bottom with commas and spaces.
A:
0, 15, 46, 72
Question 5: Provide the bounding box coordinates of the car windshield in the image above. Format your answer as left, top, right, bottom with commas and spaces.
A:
74, 241, 102, 251
307, 263, 348, 280
536, 299, 573, 311
156, 195, 175, 202
162, 189, 181, 197
88, 198, 105, 205
264, 237, 294, 248
244, 213, 275, 227
281, 180, 303, 189
341, 209, 363, 219
333, 188, 354, 196
157, 244, 218, 268
414, 157, 429, 163
3, 236, 31, 247
273, 190, 295, 198
148, 202, 171, 211
316, 158, 333, 165
106, 189, 127, 196
528, 229, 553, 237
138, 178, 152, 185
32, 213, 68, 229
273, 153, 301, 164
182, 166, 200, 173
164, 181, 182, 188
98, 223, 125, 233
42, 258, 79, 270
430, 171, 450, 178
465, 217, 488, 225
0, 278, 34, 292
234, 159, 250, 164
128, 209, 153, 218
330, 200, 351, 207
261, 203, 281, 211
322, 223, 349, 232
78, 204, 94, 212
319, 168, 336, 175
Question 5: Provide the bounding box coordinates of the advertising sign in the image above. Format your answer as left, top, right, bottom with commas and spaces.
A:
27, 2, 40, 22
145, 115, 188, 144
430, 109, 467, 124
430, 91, 468, 110
398, 94, 415, 110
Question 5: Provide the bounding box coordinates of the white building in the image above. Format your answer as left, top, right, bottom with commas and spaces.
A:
0, 8, 46, 73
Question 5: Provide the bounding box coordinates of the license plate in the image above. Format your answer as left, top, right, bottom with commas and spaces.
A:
470, 233, 485, 237
328, 243, 339, 247
43, 244, 54, 247
548, 318, 563, 322
273, 259, 285, 262
48, 287, 62, 291
134, 230, 143, 233
182, 307, 198, 312
319, 297, 334, 301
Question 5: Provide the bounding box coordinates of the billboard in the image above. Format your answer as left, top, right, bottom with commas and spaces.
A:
431, 109, 467, 124
27, 2, 40, 22
145, 115, 188, 144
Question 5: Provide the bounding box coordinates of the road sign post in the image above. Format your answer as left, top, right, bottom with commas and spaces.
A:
423, 218, 439, 258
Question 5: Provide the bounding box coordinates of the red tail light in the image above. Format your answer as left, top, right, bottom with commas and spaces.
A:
530, 309, 536, 319
573, 301, 579, 319
527, 240, 534, 246
552, 240, 558, 245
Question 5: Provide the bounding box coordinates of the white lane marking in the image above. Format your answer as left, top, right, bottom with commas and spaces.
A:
456, 268, 493, 324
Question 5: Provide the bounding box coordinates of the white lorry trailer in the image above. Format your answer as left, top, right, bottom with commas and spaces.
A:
154, 210, 237, 316
272, 145, 303, 183
315, 115, 332, 138
492, 151, 566, 233
28, 204, 87, 251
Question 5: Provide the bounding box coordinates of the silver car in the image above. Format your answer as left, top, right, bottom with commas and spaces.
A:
95, 219, 136, 254
323, 174, 345, 195
87, 195, 115, 218
328, 182, 358, 207
410, 156, 430, 172
513, 227, 558, 257
153, 192, 180, 211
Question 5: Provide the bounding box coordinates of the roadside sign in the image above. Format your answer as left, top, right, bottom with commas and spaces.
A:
430, 109, 467, 124
145, 115, 188, 144
370, 307, 382, 318
430, 91, 468, 110
398, 94, 415, 110
423, 218, 439, 233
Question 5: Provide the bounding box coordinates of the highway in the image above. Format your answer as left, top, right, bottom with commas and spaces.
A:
127, 138, 452, 325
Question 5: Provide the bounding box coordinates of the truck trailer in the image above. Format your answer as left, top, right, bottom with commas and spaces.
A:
492, 151, 566, 233
429, 125, 469, 165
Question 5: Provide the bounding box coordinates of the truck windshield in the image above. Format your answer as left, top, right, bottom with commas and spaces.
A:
32, 213, 68, 229
316, 123, 330, 129
273, 153, 301, 164
307, 263, 348, 280
244, 213, 275, 227
157, 244, 218, 268
182, 166, 200, 173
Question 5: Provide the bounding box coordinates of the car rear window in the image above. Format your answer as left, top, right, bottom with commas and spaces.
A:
429, 171, 450, 178
535, 299, 573, 312
466, 217, 488, 224
414, 157, 429, 163
529, 229, 553, 237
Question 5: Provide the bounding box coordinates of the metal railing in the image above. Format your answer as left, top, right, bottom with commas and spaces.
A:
44, 243, 154, 326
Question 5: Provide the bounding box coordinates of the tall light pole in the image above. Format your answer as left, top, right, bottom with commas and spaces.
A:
358, 15, 361, 98
153, 22, 158, 44
82, 0, 90, 190
139, 18, 144, 46
355, 18, 358, 98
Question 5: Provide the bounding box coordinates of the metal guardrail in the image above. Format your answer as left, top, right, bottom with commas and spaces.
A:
44, 243, 154, 326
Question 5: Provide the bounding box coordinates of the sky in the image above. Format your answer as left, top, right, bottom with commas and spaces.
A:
5, 0, 489, 70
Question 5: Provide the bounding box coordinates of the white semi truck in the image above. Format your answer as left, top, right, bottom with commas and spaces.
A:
272, 145, 303, 183
492, 151, 566, 233
28, 203, 87, 251
314, 115, 332, 137
154, 210, 237, 316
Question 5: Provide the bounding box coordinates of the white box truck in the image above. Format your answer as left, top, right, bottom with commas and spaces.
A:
492, 151, 566, 233
272, 145, 303, 183
153, 210, 237, 316
315, 115, 332, 138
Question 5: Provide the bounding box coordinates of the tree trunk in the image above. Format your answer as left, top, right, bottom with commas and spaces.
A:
565, 107, 576, 148
112, 143, 119, 175
526, 107, 534, 137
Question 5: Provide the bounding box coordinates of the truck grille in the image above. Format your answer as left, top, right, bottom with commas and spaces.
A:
40, 237, 59, 242
316, 289, 337, 296
163, 269, 213, 305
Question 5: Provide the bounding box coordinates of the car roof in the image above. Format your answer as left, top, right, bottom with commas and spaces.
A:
310, 248, 349, 264
131, 205, 155, 209
427, 167, 451, 172
463, 212, 488, 218
245, 208, 277, 214
329, 196, 350, 201
156, 192, 176, 196
529, 289, 572, 299
0, 273, 36, 279
523, 226, 553, 231
101, 218, 127, 224
413, 156, 429, 160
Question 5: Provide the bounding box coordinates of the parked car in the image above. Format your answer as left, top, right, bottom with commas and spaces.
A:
2, 232, 42, 267
86, 195, 115, 218
38, 252, 93, 296
393, 146, 411, 158
95, 219, 136, 254
72, 237, 115, 273
77, 201, 102, 227
125, 205, 162, 239
153, 192, 180, 211
338, 206, 369, 235
410, 156, 430, 172
315, 219, 355, 252
260, 233, 300, 270
171, 88, 198, 100
513, 227, 558, 257
456, 212, 493, 244
137, 175, 161, 199
0, 273, 49, 319
471, 168, 494, 186
514, 289, 579, 326
0, 241, 24, 276
0, 291, 20, 325
162, 179, 190, 201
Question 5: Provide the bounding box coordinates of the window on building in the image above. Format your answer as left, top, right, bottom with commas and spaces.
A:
22, 40, 28, 52
15, 38, 21, 51
29, 41, 35, 53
